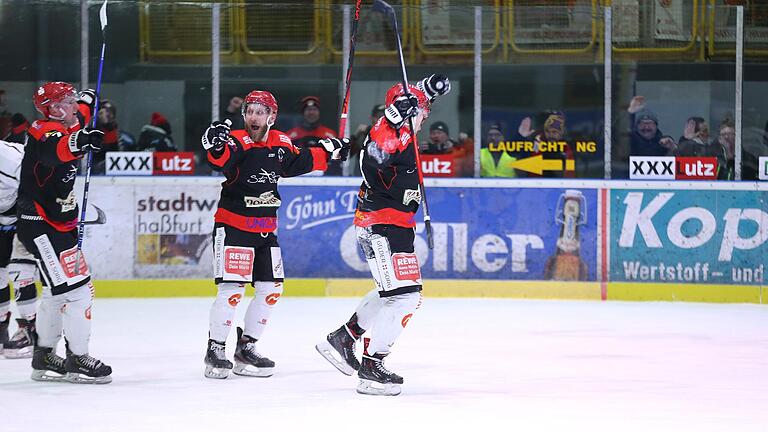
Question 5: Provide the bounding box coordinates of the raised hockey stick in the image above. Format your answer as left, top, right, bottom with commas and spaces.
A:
338, 0, 363, 139
373, 0, 434, 249
75, 0, 108, 275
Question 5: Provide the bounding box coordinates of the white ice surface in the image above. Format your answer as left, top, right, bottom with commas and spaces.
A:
1, 297, 767, 432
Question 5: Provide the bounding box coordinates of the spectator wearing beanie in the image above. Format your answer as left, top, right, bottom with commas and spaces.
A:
93, 100, 136, 174
137, 112, 176, 152
421, 121, 456, 154
286, 96, 340, 176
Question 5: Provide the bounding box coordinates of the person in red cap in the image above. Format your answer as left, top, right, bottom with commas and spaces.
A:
200, 89, 349, 380
17, 81, 112, 383
315, 74, 450, 396
137, 111, 176, 152
286, 96, 341, 175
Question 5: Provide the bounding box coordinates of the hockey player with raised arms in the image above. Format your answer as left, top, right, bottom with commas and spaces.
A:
316, 74, 450, 396
0, 135, 42, 360
201, 89, 350, 379
17, 81, 111, 383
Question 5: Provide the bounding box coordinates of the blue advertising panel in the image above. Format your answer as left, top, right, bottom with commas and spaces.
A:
277, 185, 598, 280
610, 190, 768, 285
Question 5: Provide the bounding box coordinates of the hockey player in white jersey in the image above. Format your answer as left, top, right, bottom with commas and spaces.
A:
0, 138, 41, 359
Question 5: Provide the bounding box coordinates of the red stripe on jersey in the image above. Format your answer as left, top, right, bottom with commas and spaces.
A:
56, 135, 77, 162
310, 147, 328, 171
214, 208, 278, 233
353, 208, 416, 228
33, 202, 78, 232
207, 144, 231, 167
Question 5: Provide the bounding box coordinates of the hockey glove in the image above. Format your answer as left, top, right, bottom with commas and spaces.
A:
202, 119, 232, 157
77, 89, 98, 111
67, 127, 104, 156
319, 137, 351, 161
384, 94, 419, 129
417, 74, 451, 101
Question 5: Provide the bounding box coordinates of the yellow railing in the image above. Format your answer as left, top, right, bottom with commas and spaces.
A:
138, 0, 767, 63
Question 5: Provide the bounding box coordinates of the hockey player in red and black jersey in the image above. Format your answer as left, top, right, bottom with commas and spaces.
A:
17, 81, 112, 384
316, 74, 450, 396
201, 89, 349, 379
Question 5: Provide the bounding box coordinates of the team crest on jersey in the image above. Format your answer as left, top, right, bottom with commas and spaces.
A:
277, 148, 285, 162
56, 190, 77, 212
246, 168, 279, 184
402, 188, 421, 206
244, 191, 281, 207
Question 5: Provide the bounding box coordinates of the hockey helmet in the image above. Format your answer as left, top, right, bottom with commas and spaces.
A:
33, 81, 77, 119
242, 90, 278, 118
384, 83, 429, 113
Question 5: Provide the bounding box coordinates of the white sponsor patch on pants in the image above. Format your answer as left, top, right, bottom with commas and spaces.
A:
270, 247, 284, 279
213, 227, 226, 278
33, 235, 67, 287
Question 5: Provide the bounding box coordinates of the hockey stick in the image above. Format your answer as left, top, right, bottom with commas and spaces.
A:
338, 0, 363, 139
82, 205, 107, 226
373, 0, 434, 249
75, 0, 108, 275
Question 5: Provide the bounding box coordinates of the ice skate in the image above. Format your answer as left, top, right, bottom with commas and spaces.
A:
315, 325, 360, 376
30, 345, 66, 382
204, 338, 232, 379
3, 318, 35, 359
64, 353, 113, 384
0, 312, 8, 357
233, 327, 274, 377
356, 353, 403, 396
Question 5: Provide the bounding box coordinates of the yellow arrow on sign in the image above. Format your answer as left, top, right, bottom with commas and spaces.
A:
508, 154, 575, 175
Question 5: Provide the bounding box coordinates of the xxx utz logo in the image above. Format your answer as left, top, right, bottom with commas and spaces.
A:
228, 293, 242, 307
401, 313, 413, 328
265, 293, 281, 305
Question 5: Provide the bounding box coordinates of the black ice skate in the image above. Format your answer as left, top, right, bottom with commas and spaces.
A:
315, 325, 360, 376
356, 353, 403, 396
233, 327, 275, 377
204, 338, 233, 379
64, 353, 113, 384
4, 318, 36, 359
0, 312, 9, 356
31, 345, 67, 382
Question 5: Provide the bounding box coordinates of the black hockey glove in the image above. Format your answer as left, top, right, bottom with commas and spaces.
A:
202, 119, 232, 157
384, 94, 419, 129
319, 137, 351, 161
67, 127, 104, 156
77, 89, 98, 111
417, 74, 451, 101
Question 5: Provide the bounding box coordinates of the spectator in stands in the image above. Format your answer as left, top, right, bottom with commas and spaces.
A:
421, 121, 456, 154
676, 116, 710, 156
137, 112, 176, 152
518, 111, 574, 178
286, 96, 339, 175
628, 96, 677, 157
349, 104, 386, 176
223, 96, 245, 131
93, 100, 136, 174
480, 123, 518, 178
0, 112, 29, 144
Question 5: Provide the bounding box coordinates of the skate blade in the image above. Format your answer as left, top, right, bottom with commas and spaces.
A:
204, 365, 231, 379
233, 361, 274, 378
356, 379, 401, 396
315, 341, 354, 376
65, 372, 112, 384
31, 369, 67, 383
3, 347, 33, 359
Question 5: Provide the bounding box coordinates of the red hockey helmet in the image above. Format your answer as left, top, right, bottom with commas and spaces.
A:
384, 83, 429, 113
242, 90, 278, 117
34, 81, 77, 118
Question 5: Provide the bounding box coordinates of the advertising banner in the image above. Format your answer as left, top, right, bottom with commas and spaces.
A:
610, 189, 768, 285
82, 179, 598, 281
277, 186, 598, 280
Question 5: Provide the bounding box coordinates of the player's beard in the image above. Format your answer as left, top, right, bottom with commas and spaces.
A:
247, 122, 268, 142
